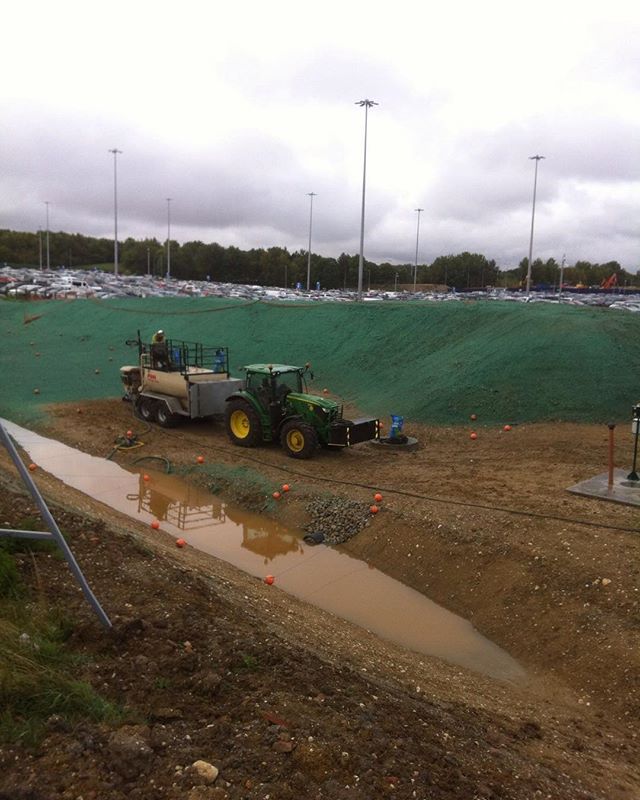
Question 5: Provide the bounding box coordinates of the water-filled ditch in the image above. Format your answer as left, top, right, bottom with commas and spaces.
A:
2, 419, 525, 683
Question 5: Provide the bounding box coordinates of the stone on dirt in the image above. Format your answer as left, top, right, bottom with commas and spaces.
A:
186, 760, 219, 786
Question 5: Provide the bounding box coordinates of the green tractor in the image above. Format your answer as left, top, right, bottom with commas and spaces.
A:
225, 363, 379, 459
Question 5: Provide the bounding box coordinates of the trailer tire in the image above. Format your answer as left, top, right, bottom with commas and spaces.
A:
226, 399, 262, 447
281, 420, 318, 459
156, 402, 180, 428
137, 397, 157, 422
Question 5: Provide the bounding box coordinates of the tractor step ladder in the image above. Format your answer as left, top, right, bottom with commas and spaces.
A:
0, 420, 111, 628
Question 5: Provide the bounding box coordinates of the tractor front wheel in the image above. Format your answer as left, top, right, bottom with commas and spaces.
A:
280, 420, 318, 459
226, 399, 262, 447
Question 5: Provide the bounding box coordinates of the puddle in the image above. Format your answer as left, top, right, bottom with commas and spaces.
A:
2, 419, 525, 682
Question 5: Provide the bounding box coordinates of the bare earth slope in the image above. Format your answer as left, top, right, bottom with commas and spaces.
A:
0, 399, 637, 798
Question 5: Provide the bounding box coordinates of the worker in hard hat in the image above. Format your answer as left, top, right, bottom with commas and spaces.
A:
151, 330, 169, 369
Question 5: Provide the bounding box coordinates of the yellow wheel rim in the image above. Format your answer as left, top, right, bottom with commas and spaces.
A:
230, 409, 251, 439
286, 429, 305, 453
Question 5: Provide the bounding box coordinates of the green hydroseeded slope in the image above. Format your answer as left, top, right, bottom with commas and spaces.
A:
1, 297, 638, 426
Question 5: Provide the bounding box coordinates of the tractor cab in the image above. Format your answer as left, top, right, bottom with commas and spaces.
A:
245, 364, 307, 409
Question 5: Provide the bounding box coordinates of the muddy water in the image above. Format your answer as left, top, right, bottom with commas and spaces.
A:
2, 420, 525, 682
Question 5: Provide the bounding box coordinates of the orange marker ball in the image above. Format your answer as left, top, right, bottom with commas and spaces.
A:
151, 519, 160, 529
28, 463, 37, 472
503, 424, 512, 432
374, 492, 383, 503
126, 430, 133, 439
196, 455, 205, 464
272, 491, 281, 500
143, 474, 150, 481
370, 504, 379, 514
176, 538, 186, 548
264, 575, 275, 585
282, 484, 290, 492
470, 432, 478, 440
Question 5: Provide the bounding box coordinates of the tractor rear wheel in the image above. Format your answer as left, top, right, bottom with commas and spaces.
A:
281, 420, 318, 459
226, 399, 262, 447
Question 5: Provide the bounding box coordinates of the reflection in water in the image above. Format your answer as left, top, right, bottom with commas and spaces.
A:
1, 419, 525, 683
238, 514, 303, 561
126, 472, 302, 561
127, 472, 227, 530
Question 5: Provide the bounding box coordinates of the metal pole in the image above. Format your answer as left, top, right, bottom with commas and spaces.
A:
108, 149, 122, 278
558, 253, 566, 300
628, 407, 640, 481
44, 201, 50, 270
306, 192, 316, 291
0, 422, 111, 628
413, 208, 423, 292
147, 247, 150, 276
526, 155, 544, 296
166, 198, 172, 279
355, 99, 378, 301
38, 229, 42, 270
608, 423, 616, 489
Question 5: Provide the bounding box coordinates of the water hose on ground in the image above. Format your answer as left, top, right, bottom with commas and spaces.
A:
132, 455, 172, 474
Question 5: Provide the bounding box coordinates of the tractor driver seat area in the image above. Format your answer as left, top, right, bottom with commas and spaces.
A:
276, 384, 291, 402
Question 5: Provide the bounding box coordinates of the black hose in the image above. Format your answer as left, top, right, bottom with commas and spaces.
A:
132, 455, 172, 473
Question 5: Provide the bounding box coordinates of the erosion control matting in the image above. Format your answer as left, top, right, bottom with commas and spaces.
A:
1, 296, 639, 426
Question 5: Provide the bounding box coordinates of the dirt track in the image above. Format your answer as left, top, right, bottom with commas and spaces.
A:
1, 398, 640, 798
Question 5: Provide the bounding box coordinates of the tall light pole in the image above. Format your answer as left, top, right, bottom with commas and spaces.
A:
44, 201, 50, 270
413, 208, 423, 292
558, 253, 566, 300
355, 99, 378, 301
108, 148, 122, 278
526, 154, 545, 296
306, 192, 316, 291
166, 198, 172, 279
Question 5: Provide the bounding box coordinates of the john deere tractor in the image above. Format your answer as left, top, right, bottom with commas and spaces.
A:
225, 363, 379, 459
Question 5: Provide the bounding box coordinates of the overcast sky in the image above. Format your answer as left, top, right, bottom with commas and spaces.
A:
2, 0, 639, 269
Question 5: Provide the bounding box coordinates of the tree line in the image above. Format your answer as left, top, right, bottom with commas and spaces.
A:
0, 228, 635, 290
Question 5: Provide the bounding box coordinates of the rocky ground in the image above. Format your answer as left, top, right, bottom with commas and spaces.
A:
1, 398, 639, 799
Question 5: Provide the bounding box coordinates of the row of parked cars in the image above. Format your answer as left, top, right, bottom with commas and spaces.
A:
1, 265, 640, 310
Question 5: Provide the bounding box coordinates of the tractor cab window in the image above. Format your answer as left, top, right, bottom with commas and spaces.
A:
275, 371, 302, 398
246, 373, 272, 405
